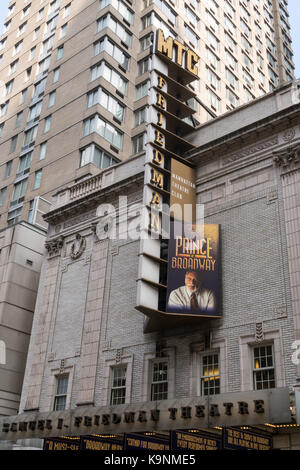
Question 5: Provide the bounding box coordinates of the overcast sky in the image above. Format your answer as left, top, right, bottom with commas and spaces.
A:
0, 0, 299, 76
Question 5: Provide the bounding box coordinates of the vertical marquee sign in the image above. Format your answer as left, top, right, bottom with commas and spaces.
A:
136, 29, 221, 328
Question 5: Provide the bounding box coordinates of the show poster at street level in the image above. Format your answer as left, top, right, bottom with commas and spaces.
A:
166, 221, 221, 317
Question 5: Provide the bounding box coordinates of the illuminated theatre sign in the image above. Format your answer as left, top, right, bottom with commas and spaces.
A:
0, 389, 291, 441
136, 29, 221, 328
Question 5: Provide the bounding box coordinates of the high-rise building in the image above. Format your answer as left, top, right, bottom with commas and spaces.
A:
0, 0, 295, 230
0, 0, 296, 422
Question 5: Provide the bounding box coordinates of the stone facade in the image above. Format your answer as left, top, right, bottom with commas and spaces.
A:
1, 80, 300, 450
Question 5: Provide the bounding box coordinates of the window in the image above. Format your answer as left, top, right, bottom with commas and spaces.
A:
21, 89, 28, 104
226, 50, 238, 71
1, 102, 9, 117
12, 179, 28, 203
140, 34, 152, 52
110, 367, 127, 405
136, 81, 149, 100
48, 91, 56, 107
24, 125, 38, 146
63, 4, 71, 18
44, 116, 52, 133
6, 80, 14, 95
60, 24, 67, 38
151, 361, 168, 401
53, 67, 60, 83
134, 107, 147, 127
97, 14, 132, 47
226, 87, 239, 107
7, 207, 22, 227
99, 0, 134, 24
22, 4, 31, 18
53, 375, 68, 411
206, 47, 220, 71
206, 67, 220, 90
87, 88, 125, 121
28, 101, 42, 121
185, 5, 198, 26
10, 135, 18, 153
28, 199, 35, 224
253, 345, 275, 390
37, 8, 44, 20
45, 15, 58, 35
80, 145, 117, 169
33, 27, 41, 41
152, 0, 176, 24
94, 37, 130, 71
18, 22, 27, 37
0, 187, 7, 206
49, 0, 61, 15
37, 56, 50, 75
91, 62, 128, 95
8, 3, 16, 15
10, 60, 18, 74
39, 142, 47, 160
3, 20, 11, 34
0, 123, 4, 137
207, 87, 220, 111
138, 57, 150, 76
0, 38, 7, 51
33, 78, 47, 99
17, 153, 32, 175
57, 46, 64, 60
83, 115, 123, 150
25, 67, 32, 82
184, 24, 198, 46
132, 133, 145, 154
13, 40, 23, 55
33, 170, 42, 190
141, 14, 151, 30
200, 354, 220, 396
29, 46, 36, 60
5, 161, 12, 179
41, 35, 55, 55
226, 68, 238, 89
205, 10, 219, 32
206, 29, 220, 52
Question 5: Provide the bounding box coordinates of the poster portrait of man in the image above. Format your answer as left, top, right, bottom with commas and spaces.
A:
166, 223, 221, 317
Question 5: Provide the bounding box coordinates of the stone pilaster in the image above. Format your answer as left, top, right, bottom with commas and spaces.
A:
24, 255, 61, 410
274, 146, 300, 380
76, 239, 109, 405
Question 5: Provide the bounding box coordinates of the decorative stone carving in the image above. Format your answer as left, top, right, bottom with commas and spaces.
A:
266, 190, 278, 205
255, 323, 264, 343
273, 146, 300, 169
45, 236, 64, 258
223, 137, 278, 166
282, 128, 296, 142
48, 352, 55, 362
59, 359, 66, 374
103, 341, 112, 351
110, 245, 119, 256
116, 349, 122, 364
275, 306, 287, 318
70, 234, 86, 260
